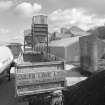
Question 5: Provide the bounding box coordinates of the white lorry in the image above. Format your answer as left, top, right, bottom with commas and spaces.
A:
0, 46, 14, 80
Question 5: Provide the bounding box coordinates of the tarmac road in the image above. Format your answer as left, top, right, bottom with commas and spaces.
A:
0, 77, 28, 105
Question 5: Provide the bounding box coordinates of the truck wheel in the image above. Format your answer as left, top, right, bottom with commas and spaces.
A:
51, 96, 63, 105
50, 90, 63, 105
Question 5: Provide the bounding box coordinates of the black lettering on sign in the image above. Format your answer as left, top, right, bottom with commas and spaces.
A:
16, 71, 64, 82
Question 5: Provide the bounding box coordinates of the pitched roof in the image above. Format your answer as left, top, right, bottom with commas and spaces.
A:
49, 36, 80, 47
70, 26, 89, 36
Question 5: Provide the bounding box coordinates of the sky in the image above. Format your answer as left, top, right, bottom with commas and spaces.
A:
0, 0, 105, 43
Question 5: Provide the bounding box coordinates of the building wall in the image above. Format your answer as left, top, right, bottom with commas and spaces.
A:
49, 41, 80, 63
61, 28, 68, 34
79, 34, 105, 72
97, 39, 105, 59
49, 46, 65, 60
79, 35, 97, 72
66, 41, 80, 63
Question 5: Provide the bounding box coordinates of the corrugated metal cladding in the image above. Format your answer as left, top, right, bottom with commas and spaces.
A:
79, 34, 105, 72
49, 36, 80, 63
33, 15, 47, 24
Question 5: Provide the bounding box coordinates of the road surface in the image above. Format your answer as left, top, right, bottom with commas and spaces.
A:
0, 77, 28, 105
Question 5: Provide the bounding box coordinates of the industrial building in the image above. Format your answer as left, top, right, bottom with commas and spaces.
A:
60, 26, 88, 37
49, 36, 80, 63
24, 15, 48, 52
79, 33, 105, 72
51, 26, 88, 40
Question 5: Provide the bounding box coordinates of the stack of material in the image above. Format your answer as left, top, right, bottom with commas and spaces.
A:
63, 70, 105, 105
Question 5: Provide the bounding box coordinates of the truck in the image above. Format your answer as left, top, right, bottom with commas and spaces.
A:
14, 15, 66, 105
0, 46, 14, 80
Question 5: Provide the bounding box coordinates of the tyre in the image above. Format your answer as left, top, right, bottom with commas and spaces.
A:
50, 90, 63, 105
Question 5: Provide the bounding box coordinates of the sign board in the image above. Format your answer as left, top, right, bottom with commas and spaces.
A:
16, 70, 65, 85
15, 65, 65, 96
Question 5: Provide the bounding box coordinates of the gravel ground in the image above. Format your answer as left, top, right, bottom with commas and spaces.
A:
63, 70, 105, 105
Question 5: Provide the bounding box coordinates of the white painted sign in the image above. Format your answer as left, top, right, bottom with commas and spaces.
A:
16, 70, 65, 85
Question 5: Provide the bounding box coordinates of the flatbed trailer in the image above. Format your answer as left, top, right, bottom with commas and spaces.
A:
14, 52, 66, 105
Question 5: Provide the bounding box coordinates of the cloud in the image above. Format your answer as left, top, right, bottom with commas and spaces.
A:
8, 35, 24, 44
0, 28, 10, 34
49, 8, 105, 32
0, 1, 13, 11
0, 28, 11, 43
45, 0, 105, 16
0, 28, 24, 44
15, 2, 42, 18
